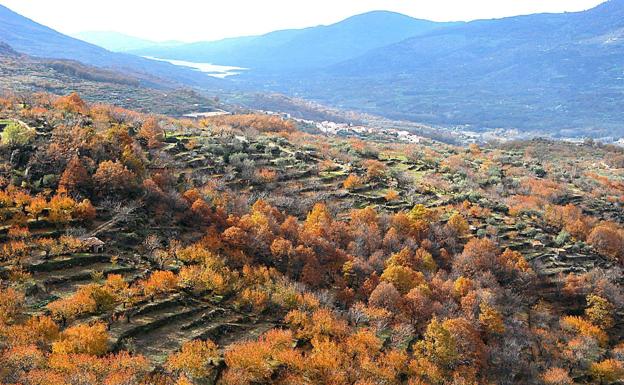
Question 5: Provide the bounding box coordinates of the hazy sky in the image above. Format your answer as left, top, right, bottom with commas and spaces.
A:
0, 0, 608, 42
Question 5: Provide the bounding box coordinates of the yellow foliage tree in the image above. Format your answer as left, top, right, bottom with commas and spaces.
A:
52, 322, 109, 355
166, 339, 219, 379
478, 303, 505, 334
590, 359, 624, 384
381, 264, 424, 294
585, 294, 615, 330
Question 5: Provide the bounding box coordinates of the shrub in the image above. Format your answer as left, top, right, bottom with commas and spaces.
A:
1, 121, 35, 147
166, 339, 219, 378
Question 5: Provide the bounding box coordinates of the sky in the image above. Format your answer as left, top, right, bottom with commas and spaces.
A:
0, 0, 609, 42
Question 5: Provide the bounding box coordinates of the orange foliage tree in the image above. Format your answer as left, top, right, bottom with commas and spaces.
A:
59, 155, 91, 193
343, 174, 363, 190
52, 322, 109, 355
166, 339, 219, 379
138, 116, 165, 148
53, 92, 88, 114
587, 222, 624, 262
93, 160, 137, 196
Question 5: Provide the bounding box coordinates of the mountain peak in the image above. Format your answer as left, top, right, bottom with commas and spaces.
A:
586, 0, 624, 13
347, 10, 444, 22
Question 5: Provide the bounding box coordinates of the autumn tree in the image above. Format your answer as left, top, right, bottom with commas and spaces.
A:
407, 204, 436, 222
302, 203, 332, 239
8, 225, 30, 240
587, 223, 624, 262
590, 359, 624, 384
190, 198, 213, 224
445, 212, 469, 237
478, 303, 505, 334
545, 204, 592, 240
52, 322, 109, 355
285, 308, 348, 341
453, 276, 474, 298
560, 315, 608, 347
74, 199, 96, 221
404, 287, 434, 328
270, 237, 292, 268
138, 116, 165, 148
222, 226, 249, 249
47, 283, 116, 321
415, 317, 459, 370
497, 248, 533, 277
362, 159, 387, 181
384, 189, 400, 202
454, 237, 499, 275
0, 287, 24, 324
203, 114, 295, 133
541, 367, 573, 385
222, 329, 297, 384
53, 92, 88, 114
380, 264, 424, 294
93, 160, 137, 197
0, 344, 45, 382
141, 270, 179, 298
585, 294, 615, 330
59, 155, 91, 193
179, 264, 231, 296
48, 193, 76, 224
369, 281, 401, 311
301, 256, 323, 288
26, 195, 47, 220
6, 315, 59, 348
166, 339, 219, 379
343, 174, 363, 190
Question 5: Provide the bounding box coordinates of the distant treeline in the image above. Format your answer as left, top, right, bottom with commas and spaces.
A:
45, 59, 140, 87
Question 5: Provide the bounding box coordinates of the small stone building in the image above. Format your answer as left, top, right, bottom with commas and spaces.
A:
82, 237, 105, 253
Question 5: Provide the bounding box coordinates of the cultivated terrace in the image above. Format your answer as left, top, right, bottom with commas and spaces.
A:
0, 92, 623, 385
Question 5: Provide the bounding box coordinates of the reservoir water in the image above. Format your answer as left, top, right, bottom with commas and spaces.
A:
144, 56, 246, 78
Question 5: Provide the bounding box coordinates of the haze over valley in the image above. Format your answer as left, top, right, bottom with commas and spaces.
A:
3, 1, 624, 140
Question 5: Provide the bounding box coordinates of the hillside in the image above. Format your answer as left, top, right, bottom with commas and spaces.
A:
227, 1, 624, 137
131, 11, 459, 71
0, 44, 220, 116
0, 4, 223, 88
0, 40, 18, 56
0, 92, 622, 384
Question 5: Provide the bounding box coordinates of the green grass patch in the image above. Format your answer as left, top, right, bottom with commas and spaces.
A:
379, 152, 408, 162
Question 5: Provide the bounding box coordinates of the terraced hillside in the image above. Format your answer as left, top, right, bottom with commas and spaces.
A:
0, 94, 623, 384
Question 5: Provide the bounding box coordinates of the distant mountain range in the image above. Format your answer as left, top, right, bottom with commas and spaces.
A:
228, 0, 624, 137
0, 4, 222, 89
72, 31, 183, 53
130, 11, 460, 71
2, 2, 624, 137
307, 0, 624, 136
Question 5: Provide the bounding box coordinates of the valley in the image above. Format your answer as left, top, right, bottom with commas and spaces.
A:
0, 1, 623, 384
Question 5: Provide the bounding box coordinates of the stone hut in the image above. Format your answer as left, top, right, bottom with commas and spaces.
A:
82, 237, 105, 253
